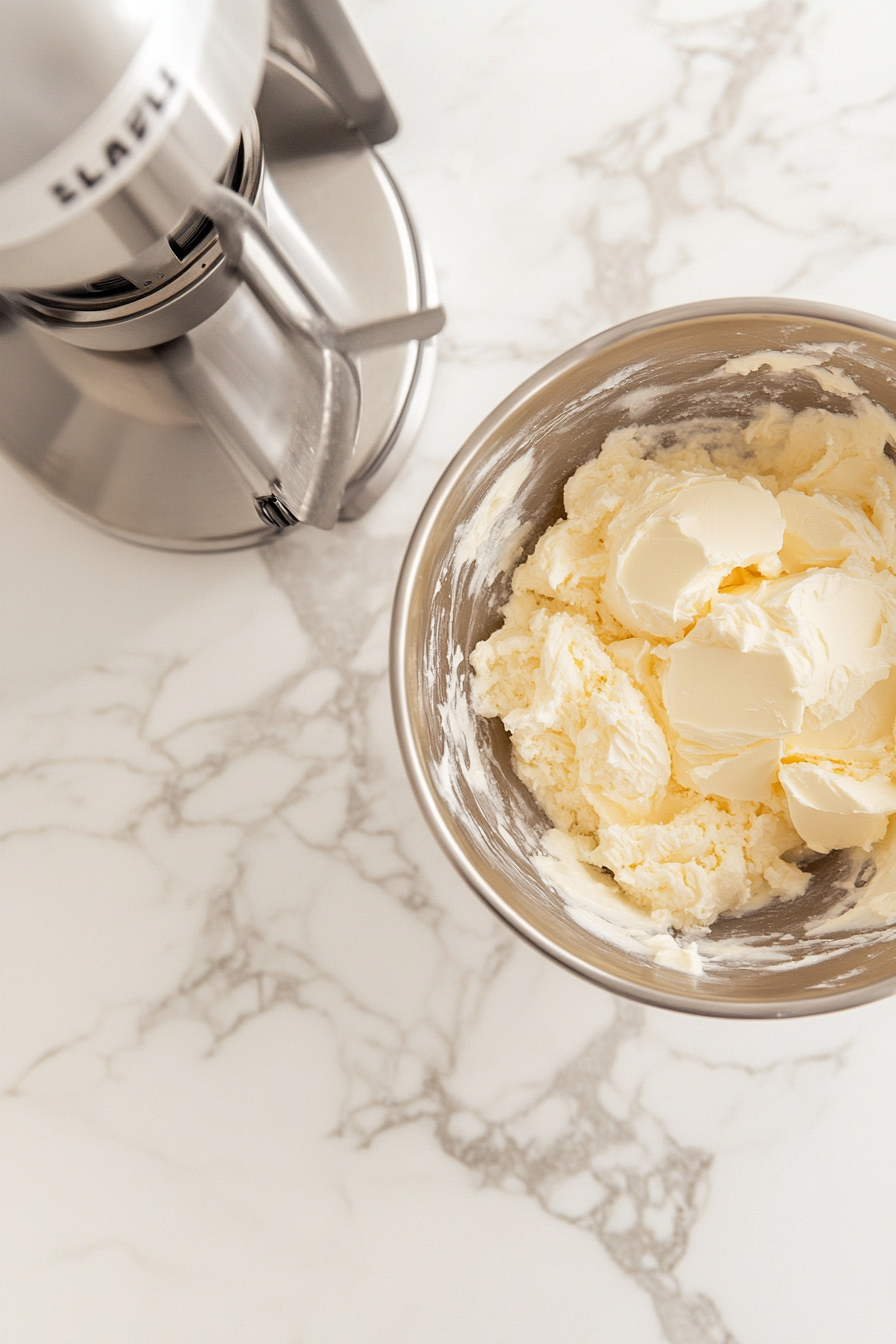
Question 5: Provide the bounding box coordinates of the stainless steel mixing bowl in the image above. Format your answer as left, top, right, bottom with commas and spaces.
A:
391, 298, 896, 1017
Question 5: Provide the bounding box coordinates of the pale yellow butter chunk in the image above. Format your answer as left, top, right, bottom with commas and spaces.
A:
663, 638, 803, 750
674, 737, 783, 803
790, 401, 896, 502
473, 610, 671, 832
591, 799, 806, 929
779, 763, 896, 854
778, 490, 886, 571
662, 568, 896, 750
604, 475, 784, 638
471, 394, 896, 931
786, 668, 896, 760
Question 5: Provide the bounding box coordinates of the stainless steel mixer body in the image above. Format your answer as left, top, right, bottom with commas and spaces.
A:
0, 3, 443, 549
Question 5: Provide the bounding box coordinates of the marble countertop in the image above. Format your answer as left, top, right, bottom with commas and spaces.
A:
4, 2, 896, 1340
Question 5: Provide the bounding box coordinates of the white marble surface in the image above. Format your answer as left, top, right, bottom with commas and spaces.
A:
5, 2, 896, 1340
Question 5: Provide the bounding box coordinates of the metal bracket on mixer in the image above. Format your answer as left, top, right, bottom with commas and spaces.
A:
255, 492, 299, 528
269, 0, 399, 147
184, 183, 445, 530
204, 186, 445, 357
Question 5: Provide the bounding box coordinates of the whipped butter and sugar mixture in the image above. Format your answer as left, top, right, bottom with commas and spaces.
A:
471, 394, 896, 931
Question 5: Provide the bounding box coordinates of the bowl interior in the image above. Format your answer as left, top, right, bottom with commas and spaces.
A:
395, 303, 896, 1015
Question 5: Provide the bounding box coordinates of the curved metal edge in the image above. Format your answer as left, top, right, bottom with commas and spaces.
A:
339, 151, 440, 520
389, 295, 896, 1019
400, 295, 896, 536
0, 464, 281, 554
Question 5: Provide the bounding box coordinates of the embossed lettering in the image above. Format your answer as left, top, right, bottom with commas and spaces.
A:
50, 180, 77, 205
77, 165, 105, 189
145, 66, 177, 112
49, 67, 179, 210
105, 139, 130, 168
127, 104, 148, 139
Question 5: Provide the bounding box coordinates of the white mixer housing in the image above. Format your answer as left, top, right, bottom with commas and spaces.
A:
0, 0, 267, 289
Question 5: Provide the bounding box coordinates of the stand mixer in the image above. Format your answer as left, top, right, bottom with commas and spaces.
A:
0, 0, 444, 549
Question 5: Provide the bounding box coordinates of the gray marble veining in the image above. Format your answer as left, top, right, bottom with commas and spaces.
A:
4, 1, 896, 1339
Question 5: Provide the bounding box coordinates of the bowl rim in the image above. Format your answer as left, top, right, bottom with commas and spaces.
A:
391, 296, 896, 1018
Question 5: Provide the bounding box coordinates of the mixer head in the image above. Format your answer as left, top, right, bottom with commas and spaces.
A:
0, 0, 268, 292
